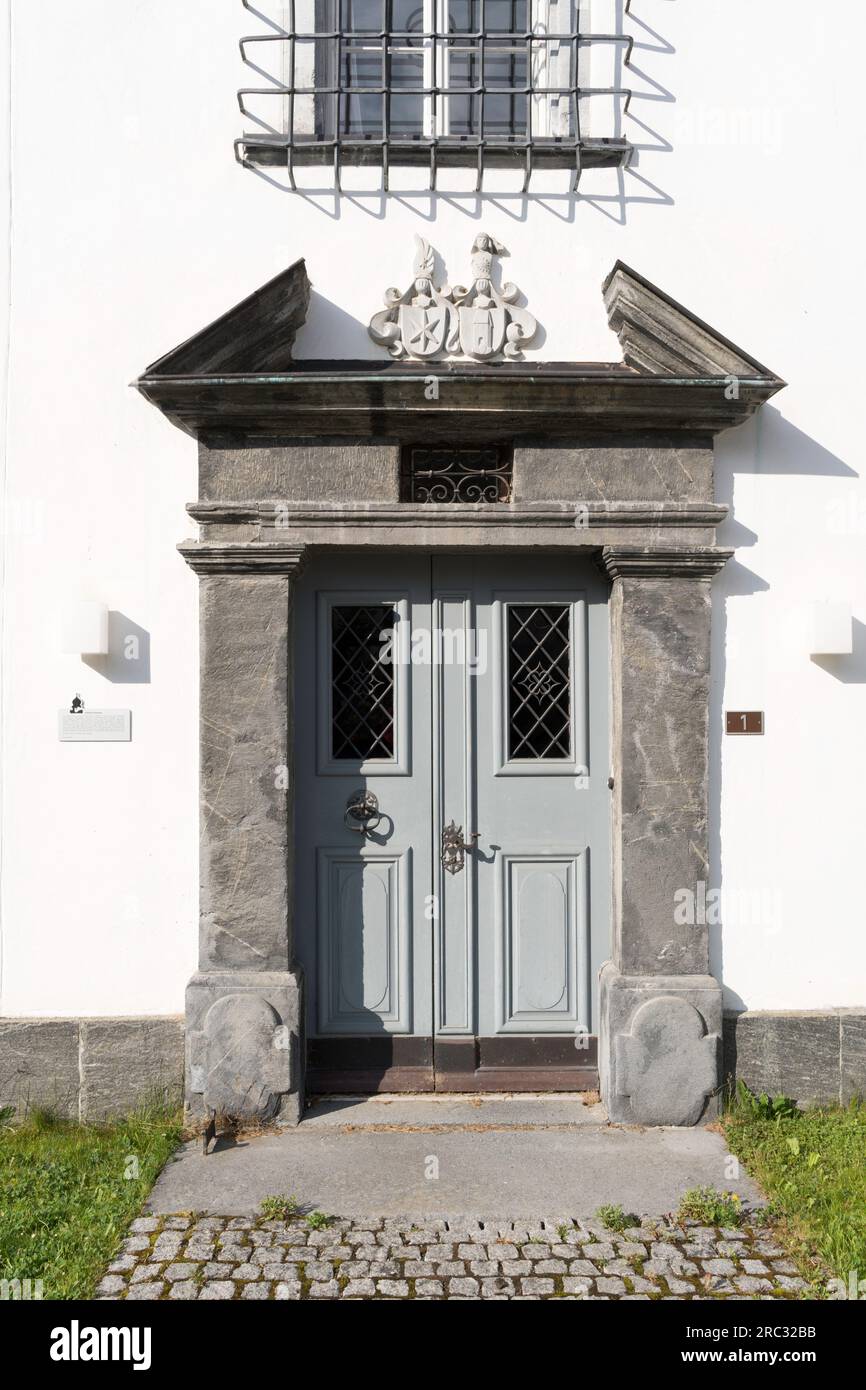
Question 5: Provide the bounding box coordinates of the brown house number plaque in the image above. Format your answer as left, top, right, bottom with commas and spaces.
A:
725, 711, 764, 735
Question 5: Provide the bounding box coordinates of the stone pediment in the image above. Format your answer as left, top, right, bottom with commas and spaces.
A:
602, 261, 777, 378
142, 259, 311, 377
136, 252, 783, 440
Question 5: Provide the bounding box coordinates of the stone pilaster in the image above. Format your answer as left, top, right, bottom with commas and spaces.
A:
597, 545, 731, 1125
179, 542, 306, 1125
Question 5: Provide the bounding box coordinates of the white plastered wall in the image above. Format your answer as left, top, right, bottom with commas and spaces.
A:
0, 0, 863, 1014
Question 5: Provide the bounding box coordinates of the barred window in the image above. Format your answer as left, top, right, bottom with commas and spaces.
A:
401, 446, 513, 502
237, 0, 632, 189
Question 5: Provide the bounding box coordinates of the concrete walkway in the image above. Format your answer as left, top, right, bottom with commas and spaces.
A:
146, 1094, 762, 1218
89, 1096, 816, 1302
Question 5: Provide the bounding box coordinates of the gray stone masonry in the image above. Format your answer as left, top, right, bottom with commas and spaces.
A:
725, 1009, 866, 1107
597, 547, 729, 1125
184, 561, 306, 1125
608, 569, 717, 977
0, 1017, 183, 1122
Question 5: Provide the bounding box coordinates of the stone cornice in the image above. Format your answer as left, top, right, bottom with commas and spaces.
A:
136, 258, 784, 444
178, 542, 307, 575
187, 501, 729, 530
136, 366, 783, 442
599, 545, 734, 579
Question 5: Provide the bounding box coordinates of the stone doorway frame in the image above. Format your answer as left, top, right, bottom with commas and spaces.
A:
137, 259, 784, 1127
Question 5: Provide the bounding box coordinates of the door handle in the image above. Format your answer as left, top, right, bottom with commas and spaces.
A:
441, 820, 480, 875
344, 790, 383, 837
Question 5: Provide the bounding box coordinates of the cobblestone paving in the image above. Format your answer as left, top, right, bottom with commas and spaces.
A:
96, 1214, 812, 1300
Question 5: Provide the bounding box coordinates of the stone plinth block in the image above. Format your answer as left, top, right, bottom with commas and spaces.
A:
841, 1012, 866, 1104
186, 971, 303, 1126
725, 1009, 866, 1108
600, 963, 722, 1125
0, 1019, 80, 1120
81, 1017, 184, 1121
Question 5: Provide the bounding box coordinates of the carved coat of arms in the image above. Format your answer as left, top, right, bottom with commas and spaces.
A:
368, 237, 458, 360
368, 233, 538, 363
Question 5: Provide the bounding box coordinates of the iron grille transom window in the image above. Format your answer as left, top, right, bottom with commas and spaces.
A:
331, 604, 397, 759
401, 445, 513, 501
507, 603, 572, 759
237, 0, 633, 189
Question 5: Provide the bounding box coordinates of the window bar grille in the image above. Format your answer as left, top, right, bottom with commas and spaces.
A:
382, 0, 390, 193
522, 3, 532, 194
429, 5, 437, 191
477, 0, 485, 194
401, 445, 514, 503
571, 17, 581, 193
287, 0, 296, 190
235, 0, 634, 191
334, 3, 343, 191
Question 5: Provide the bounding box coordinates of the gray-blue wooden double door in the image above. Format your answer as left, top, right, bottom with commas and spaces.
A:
295, 553, 609, 1089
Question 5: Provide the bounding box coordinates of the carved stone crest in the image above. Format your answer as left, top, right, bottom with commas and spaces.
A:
368, 233, 538, 362
452, 233, 538, 361
368, 236, 458, 360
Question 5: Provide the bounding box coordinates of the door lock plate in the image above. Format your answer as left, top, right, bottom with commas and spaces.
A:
441, 820, 480, 875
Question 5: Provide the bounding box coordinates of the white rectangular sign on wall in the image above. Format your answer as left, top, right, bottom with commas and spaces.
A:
58, 710, 131, 742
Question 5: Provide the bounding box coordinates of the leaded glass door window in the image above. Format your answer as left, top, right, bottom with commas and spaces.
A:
507, 603, 572, 759
495, 591, 586, 776
330, 604, 397, 759
315, 590, 412, 775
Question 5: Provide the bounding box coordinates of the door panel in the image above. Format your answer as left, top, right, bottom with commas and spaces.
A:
317, 847, 411, 1031
295, 551, 609, 1092
432, 554, 609, 1066
498, 850, 588, 1030
295, 555, 434, 1063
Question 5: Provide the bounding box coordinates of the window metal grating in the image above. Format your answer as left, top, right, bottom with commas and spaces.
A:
236, 0, 633, 191
401, 445, 513, 501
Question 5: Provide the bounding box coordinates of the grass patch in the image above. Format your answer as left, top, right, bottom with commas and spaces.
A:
260, 1194, 299, 1222
595, 1203, 635, 1234
0, 1102, 181, 1300
724, 1091, 866, 1282
305, 1210, 333, 1230
677, 1186, 743, 1227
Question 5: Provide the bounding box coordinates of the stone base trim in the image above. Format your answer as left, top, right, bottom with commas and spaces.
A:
599, 964, 722, 1126
724, 1009, 866, 1108
0, 1016, 184, 1122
